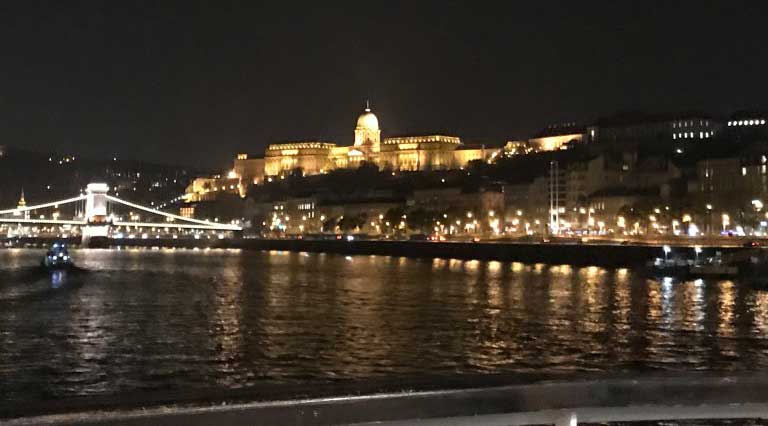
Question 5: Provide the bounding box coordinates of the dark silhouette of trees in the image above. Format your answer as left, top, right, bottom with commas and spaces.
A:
321, 216, 339, 233
338, 212, 367, 233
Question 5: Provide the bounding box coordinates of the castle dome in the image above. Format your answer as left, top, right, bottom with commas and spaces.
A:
356, 107, 379, 131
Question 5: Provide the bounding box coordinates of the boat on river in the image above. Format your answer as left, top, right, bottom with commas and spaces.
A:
647, 249, 739, 278
41, 243, 74, 269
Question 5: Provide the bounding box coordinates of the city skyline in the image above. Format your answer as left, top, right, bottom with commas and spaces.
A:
0, 2, 765, 167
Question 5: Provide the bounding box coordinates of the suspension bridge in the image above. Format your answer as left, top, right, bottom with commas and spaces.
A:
0, 183, 241, 246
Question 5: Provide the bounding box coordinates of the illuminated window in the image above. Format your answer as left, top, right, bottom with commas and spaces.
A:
673, 134, 677, 140
742, 167, 747, 176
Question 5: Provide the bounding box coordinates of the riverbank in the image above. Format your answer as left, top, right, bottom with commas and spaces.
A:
123, 238, 755, 267
2, 236, 750, 267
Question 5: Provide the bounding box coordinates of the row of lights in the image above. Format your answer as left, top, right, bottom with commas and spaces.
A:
48, 156, 76, 165
672, 120, 710, 128
728, 119, 766, 126
267, 142, 337, 150
673, 131, 713, 140
383, 136, 461, 145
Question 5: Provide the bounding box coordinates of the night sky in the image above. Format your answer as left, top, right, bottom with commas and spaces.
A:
0, 1, 766, 168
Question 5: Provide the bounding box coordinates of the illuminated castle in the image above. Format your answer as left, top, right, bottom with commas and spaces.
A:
233, 104, 498, 184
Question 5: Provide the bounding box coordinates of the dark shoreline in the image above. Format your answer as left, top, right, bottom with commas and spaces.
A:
1, 237, 750, 268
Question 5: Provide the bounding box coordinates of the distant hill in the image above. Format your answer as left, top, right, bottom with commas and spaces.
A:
0, 145, 212, 209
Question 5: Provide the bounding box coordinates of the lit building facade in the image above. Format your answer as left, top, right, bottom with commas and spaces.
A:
183, 175, 239, 202
586, 112, 722, 144
379, 135, 461, 171
233, 154, 265, 185
724, 111, 768, 142
528, 123, 586, 151
264, 142, 336, 176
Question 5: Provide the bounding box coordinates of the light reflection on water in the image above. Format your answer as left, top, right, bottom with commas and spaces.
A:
2, 249, 768, 405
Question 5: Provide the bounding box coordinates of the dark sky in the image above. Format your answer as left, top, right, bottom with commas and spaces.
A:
0, 1, 766, 168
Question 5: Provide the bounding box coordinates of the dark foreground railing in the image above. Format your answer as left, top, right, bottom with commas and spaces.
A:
7, 374, 768, 426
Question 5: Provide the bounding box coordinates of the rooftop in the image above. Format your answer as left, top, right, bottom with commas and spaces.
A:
591, 111, 715, 127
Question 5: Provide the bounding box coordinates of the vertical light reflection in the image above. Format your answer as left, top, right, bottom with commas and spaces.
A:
647, 279, 664, 327
660, 277, 674, 324
65, 284, 115, 393
577, 266, 604, 321
464, 260, 480, 274
487, 261, 502, 277
550, 264, 573, 276
331, 253, 389, 378
680, 279, 705, 332
717, 280, 736, 338
511, 262, 525, 273
448, 258, 463, 273
432, 258, 447, 271
548, 265, 571, 316
753, 291, 768, 334
211, 262, 245, 384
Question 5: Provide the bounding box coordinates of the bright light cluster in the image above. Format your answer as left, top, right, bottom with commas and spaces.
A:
673, 131, 712, 140
728, 119, 766, 126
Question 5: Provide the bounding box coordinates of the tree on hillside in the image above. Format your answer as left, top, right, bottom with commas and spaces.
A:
406, 208, 435, 233
383, 206, 406, 233
339, 212, 367, 233
321, 216, 339, 233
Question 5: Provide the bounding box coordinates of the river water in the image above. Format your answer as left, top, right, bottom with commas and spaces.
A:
2, 248, 768, 412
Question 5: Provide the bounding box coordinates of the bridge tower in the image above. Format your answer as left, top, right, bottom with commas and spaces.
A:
82, 183, 110, 245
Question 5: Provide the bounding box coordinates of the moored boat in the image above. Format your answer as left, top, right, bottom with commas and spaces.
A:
646, 246, 740, 278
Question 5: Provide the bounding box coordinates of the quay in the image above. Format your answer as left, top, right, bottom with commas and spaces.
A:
1, 236, 752, 268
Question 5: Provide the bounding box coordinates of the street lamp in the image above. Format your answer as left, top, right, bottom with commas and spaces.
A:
694, 245, 702, 263
663, 245, 671, 262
